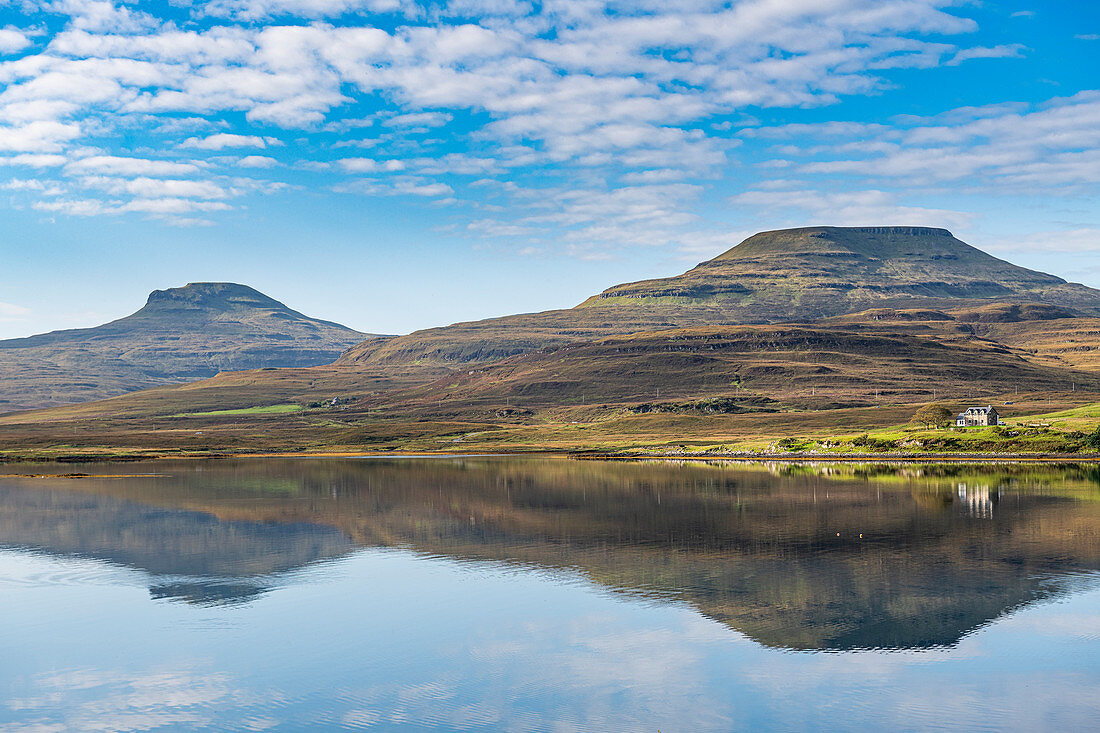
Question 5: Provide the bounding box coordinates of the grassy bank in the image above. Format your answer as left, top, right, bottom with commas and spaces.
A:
1, 399, 1098, 464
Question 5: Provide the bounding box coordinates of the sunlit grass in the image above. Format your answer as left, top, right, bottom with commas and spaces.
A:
1012, 401, 1100, 431
170, 404, 303, 418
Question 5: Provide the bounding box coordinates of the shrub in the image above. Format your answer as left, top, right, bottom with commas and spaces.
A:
1086, 425, 1100, 451
910, 403, 953, 429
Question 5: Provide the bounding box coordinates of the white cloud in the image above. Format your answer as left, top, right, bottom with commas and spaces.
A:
392, 178, 453, 196
0, 299, 31, 321
120, 197, 233, 214
0, 28, 32, 55
0, 121, 81, 152
32, 195, 233, 218
81, 176, 229, 199
383, 111, 453, 127
0, 153, 68, 167
334, 175, 453, 198
337, 157, 407, 173
32, 197, 108, 216
64, 156, 202, 177
236, 155, 279, 168
758, 91, 1100, 190
199, 0, 408, 21
43, 0, 159, 33
524, 183, 702, 228
0, 0, 1069, 246
3, 177, 65, 195
410, 153, 503, 175
467, 219, 534, 237
946, 44, 1026, 66
730, 188, 976, 231
180, 133, 269, 150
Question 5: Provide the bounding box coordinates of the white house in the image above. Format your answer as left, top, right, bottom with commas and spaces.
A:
956, 405, 1000, 427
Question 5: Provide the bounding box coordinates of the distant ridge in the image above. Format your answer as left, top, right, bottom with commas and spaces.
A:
591, 226, 1071, 307
0, 283, 373, 410
340, 226, 1100, 367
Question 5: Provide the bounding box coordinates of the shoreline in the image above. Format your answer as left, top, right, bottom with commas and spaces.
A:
2, 448, 1099, 465
588, 452, 1100, 464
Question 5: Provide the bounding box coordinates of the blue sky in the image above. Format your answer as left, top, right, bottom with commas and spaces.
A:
0, 0, 1097, 337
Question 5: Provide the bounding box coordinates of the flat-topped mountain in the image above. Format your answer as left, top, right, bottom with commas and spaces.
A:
0, 283, 372, 410
342, 226, 1100, 367
586, 226, 1100, 317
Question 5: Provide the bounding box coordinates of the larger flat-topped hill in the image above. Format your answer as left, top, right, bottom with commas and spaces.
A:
340, 226, 1100, 367
586, 226, 1089, 315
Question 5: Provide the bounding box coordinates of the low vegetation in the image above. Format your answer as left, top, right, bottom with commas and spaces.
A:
169, 404, 304, 418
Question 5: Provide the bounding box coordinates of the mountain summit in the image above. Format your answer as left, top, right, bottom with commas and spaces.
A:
143, 282, 292, 312
585, 226, 1097, 319
0, 283, 372, 410
342, 226, 1100, 367
99, 282, 354, 332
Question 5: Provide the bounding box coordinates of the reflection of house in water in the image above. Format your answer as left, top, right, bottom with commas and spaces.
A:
957, 482, 1000, 518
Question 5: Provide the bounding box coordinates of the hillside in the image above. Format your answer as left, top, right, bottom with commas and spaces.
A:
590, 226, 1100, 312
0, 283, 372, 410
2, 315, 1097, 459
342, 227, 1100, 367
377, 323, 1100, 413
3, 226, 1100, 458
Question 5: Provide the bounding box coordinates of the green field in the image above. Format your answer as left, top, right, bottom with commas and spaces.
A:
170, 404, 303, 418
1023, 402, 1100, 431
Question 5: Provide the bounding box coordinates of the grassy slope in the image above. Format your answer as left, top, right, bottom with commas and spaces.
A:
170, 404, 304, 417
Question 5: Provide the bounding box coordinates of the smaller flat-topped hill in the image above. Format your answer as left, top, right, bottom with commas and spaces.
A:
0, 283, 372, 410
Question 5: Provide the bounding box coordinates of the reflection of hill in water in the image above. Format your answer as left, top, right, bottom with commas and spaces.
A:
2, 459, 1099, 648
0, 484, 356, 605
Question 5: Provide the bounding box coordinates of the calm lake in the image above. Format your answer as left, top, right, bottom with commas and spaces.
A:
2, 458, 1099, 732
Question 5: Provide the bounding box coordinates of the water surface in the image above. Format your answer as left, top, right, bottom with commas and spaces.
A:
2, 458, 1099, 731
